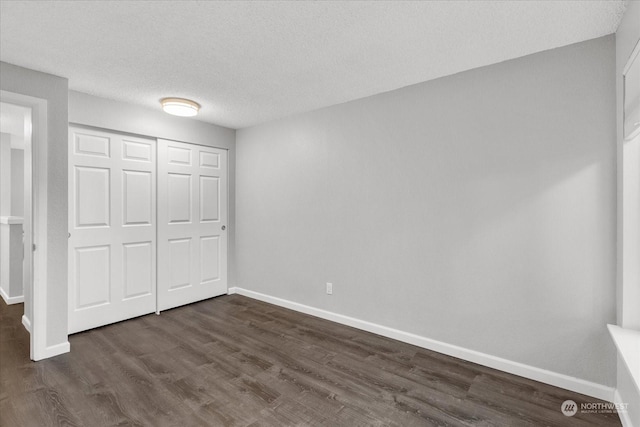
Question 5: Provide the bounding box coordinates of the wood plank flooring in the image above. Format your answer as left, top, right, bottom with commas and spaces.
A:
0, 295, 622, 426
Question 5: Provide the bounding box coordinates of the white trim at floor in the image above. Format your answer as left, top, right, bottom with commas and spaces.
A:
19, 312, 67, 357
22, 315, 31, 333
228, 287, 615, 403
40, 341, 70, 359
613, 389, 634, 427
0, 287, 24, 305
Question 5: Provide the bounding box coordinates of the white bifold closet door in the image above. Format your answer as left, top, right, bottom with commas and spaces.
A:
157, 139, 228, 312
68, 127, 157, 334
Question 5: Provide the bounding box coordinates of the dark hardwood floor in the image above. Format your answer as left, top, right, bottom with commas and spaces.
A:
0, 295, 621, 426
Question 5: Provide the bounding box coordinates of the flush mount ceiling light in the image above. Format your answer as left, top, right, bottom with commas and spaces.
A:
160, 97, 200, 117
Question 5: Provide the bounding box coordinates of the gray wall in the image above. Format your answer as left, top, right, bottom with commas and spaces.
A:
0, 133, 9, 290
11, 148, 24, 217
236, 36, 617, 386
615, 1, 640, 424
0, 133, 10, 217
69, 91, 238, 286
0, 61, 69, 348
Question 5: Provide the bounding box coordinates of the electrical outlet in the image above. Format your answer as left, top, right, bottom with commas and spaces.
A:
326, 282, 333, 295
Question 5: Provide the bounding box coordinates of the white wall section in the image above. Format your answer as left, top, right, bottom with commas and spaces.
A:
615, 1, 640, 425
236, 36, 617, 388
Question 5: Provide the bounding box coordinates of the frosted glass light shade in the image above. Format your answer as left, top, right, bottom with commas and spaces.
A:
161, 98, 200, 117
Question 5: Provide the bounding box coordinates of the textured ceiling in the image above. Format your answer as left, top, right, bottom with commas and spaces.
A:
0, 1, 628, 129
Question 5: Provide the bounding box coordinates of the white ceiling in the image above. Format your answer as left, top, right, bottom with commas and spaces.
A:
0, 1, 628, 129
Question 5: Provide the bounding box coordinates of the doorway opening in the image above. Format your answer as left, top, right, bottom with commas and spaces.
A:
0, 102, 32, 334
1, 90, 55, 361
0, 102, 29, 309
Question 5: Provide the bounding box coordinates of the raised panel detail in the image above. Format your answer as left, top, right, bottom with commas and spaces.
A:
75, 166, 110, 228
168, 146, 192, 165
200, 151, 219, 168
200, 176, 220, 222
123, 242, 152, 299
123, 170, 152, 225
69, 126, 158, 334
75, 245, 110, 309
75, 133, 110, 157
123, 139, 152, 162
169, 238, 191, 290
168, 173, 191, 223
200, 236, 220, 283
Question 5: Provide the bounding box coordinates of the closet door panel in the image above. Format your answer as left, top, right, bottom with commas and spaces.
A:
157, 139, 228, 311
68, 126, 156, 334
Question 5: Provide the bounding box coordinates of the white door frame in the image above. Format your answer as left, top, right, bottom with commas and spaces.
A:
1, 90, 49, 361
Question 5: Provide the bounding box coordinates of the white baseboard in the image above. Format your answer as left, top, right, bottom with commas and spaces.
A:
21, 315, 69, 359
614, 389, 636, 427
34, 341, 70, 361
21, 314, 31, 333
229, 287, 615, 402
0, 286, 24, 305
